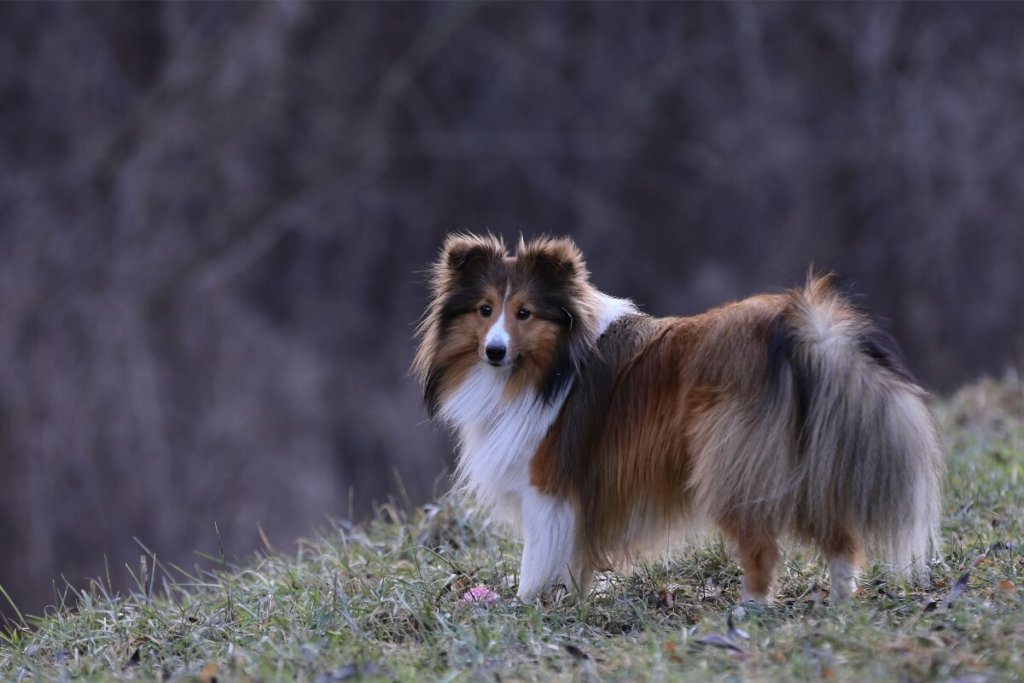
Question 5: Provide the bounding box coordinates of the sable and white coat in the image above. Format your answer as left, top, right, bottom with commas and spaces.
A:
414, 234, 943, 604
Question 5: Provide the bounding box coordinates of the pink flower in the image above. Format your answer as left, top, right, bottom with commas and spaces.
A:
461, 585, 499, 606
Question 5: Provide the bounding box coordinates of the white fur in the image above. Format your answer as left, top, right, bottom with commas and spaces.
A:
592, 293, 638, 333
518, 488, 581, 601
439, 364, 565, 527
829, 555, 859, 603
484, 311, 509, 350
439, 291, 635, 600
887, 390, 942, 578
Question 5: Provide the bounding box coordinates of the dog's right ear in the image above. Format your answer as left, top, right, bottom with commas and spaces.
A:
441, 233, 506, 272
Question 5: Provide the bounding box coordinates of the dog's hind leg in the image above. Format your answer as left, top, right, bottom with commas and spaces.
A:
823, 533, 863, 603
723, 525, 780, 604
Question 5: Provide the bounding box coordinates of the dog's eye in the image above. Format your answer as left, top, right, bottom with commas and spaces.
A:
480, 304, 492, 318
516, 308, 531, 321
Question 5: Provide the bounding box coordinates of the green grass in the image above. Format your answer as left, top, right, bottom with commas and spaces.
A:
2, 375, 1023, 682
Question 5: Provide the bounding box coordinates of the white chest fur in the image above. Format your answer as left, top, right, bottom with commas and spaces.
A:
439, 365, 567, 528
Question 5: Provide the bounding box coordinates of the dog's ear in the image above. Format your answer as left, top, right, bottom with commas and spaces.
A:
518, 236, 587, 286
441, 233, 506, 272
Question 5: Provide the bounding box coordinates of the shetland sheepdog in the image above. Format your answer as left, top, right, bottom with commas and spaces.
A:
414, 233, 943, 604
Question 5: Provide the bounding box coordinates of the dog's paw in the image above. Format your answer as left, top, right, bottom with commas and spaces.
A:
540, 582, 571, 607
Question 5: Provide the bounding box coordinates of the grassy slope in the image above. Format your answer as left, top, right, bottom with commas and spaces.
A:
2, 376, 1022, 682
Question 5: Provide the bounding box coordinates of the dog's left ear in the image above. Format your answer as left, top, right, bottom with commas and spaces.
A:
518, 237, 587, 286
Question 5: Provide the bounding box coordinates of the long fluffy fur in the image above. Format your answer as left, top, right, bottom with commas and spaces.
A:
415, 234, 944, 604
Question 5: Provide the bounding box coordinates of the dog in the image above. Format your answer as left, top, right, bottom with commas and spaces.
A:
413, 233, 943, 604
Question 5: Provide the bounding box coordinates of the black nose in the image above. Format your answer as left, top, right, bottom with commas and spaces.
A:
485, 345, 506, 362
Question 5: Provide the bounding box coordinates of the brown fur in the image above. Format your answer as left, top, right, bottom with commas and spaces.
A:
416, 235, 944, 603
532, 297, 796, 569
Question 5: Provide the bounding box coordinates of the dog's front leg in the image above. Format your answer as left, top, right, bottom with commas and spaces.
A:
516, 488, 579, 603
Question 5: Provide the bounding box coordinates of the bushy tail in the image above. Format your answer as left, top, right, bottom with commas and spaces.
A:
783, 275, 944, 577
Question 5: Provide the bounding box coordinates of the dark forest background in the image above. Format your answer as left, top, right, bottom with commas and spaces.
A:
2, 2, 1022, 618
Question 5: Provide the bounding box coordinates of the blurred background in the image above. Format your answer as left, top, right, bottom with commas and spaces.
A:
1, 2, 1022, 619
